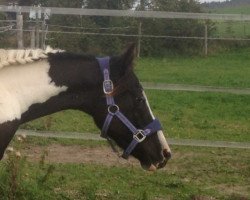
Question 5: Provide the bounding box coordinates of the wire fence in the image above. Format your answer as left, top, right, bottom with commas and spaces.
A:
0, 6, 250, 56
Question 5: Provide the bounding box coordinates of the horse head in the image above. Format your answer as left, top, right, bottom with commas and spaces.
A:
92, 44, 171, 171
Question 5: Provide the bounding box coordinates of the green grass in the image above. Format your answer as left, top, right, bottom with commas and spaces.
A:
136, 49, 250, 88
213, 21, 250, 38
21, 110, 99, 133
24, 136, 107, 148
21, 90, 250, 142
1, 145, 249, 200
211, 5, 250, 14
204, 5, 250, 38
149, 91, 250, 142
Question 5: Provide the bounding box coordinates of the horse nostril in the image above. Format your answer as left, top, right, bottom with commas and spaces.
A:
163, 149, 172, 160
157, 149, 172, 169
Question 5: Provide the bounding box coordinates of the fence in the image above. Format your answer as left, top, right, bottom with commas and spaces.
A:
0, 5, 250, 56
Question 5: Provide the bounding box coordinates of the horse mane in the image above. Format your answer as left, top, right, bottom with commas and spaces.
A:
0, 46, 64, 69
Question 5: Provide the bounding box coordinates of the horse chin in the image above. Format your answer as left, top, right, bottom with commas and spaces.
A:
148, 164, 157, 171
141, 160, 168, 171
141, 163, 157, 171
140, 154, 171, 171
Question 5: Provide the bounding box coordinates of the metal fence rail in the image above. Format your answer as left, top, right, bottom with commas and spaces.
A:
1, 5, 250, 21
16, 129, 250, 149
142, 83, 250, 95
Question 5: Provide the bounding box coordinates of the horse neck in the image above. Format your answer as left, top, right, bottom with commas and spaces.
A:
20, 54, 103, 124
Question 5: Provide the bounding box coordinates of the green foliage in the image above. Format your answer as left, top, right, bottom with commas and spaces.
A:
0, 137, 58, 200
0, 154, 26, 199
135, 0, 215, 55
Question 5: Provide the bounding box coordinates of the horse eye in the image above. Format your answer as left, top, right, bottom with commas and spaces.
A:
136, 97, 145, 104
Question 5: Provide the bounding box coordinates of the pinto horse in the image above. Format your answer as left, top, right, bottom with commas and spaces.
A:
0, 44, 171, 171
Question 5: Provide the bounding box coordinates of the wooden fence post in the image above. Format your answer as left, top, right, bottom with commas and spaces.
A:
30, 25, 35, 48
35, 14, 40, 48
41, 20, 46, 49
204, 24, 208, 56
16, 13, 23, 49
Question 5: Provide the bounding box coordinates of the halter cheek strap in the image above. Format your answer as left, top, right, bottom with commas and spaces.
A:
97, 57, 162, 159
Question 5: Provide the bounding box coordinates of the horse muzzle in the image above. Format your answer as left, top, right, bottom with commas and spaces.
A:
143, 149, 172, 171
157, 149, 172, 169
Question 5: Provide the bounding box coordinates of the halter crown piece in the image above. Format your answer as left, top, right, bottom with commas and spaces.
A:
97, 57, 162, 159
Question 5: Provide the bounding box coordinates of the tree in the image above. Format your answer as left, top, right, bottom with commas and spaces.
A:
139, 0, 214, 55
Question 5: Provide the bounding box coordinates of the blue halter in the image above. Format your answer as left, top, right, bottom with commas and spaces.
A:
97, 57, 162, 159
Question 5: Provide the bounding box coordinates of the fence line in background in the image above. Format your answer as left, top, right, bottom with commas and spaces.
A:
1, 5, 250, 54
9, 28, 250, 42
142, 83, 250, 95
1, 5, 250, 21
16, 130, 250, 149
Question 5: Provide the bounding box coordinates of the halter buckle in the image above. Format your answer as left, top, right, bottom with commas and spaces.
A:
103, 80, 114, 94
134, 130, 146, 143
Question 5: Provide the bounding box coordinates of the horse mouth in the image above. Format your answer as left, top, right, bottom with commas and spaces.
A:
141, 164, 157, 171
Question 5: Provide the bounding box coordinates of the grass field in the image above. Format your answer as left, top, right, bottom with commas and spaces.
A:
0, 138, 249, 200
136, 48, 250, 88
213, 21, 250, 38
205, 4, 250, 38
210, 5, 250, 15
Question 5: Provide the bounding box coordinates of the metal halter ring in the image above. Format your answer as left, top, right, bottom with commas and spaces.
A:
133, 130, 146, 143
108, 105, 119, 115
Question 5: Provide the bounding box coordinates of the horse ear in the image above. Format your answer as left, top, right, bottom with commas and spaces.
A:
111, 43, 136, 80
120, 43, 136, 74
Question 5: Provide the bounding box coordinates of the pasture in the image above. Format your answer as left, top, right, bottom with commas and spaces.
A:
207, 5, 250, 38
211, 5, 250, 15
1, 48, 250, 199
136, 48, 250, 88
0, 138, 249, 200
214, 21, 250, 38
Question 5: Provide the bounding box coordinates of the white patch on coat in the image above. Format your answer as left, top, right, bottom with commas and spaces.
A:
0, 60, 67, 123
142, 91, 171, 153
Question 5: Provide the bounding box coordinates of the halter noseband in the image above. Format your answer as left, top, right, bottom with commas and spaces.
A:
97, 57, 162, 159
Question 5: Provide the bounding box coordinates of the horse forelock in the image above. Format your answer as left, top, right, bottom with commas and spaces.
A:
0, 46, 64, 69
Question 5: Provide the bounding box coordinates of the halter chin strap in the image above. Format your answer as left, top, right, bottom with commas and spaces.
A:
97, 57, 162, 159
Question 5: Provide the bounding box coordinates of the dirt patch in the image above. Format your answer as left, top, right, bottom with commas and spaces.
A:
22, 144, 140, 168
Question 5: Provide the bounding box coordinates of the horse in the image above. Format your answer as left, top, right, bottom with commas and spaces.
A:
0, 44, 171, 171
